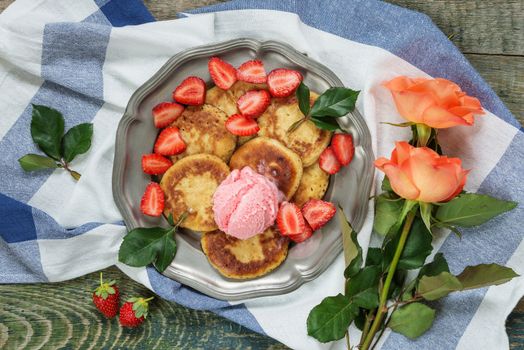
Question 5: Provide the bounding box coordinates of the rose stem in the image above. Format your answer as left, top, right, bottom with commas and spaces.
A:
61, 160, 81, 180
360, 209, 417, 350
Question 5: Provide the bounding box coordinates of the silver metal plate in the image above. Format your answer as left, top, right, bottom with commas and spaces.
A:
112, 38, 374, 301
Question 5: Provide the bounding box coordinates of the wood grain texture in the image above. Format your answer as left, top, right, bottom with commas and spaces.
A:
143, 0, 227, 20
0, 0, 522, 348
465, 54, 524, 120
387, 0, 524, 56
0, 0, 10, 11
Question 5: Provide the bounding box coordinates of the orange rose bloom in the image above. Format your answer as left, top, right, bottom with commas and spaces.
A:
375, 142, 469, 203
383, 76, 484, 128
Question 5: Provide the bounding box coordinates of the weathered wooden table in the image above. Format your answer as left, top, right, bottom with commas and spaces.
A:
0, 0, 522, 349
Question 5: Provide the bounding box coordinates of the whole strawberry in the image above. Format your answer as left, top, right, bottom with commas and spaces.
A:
92, 272, 119, 318
119, 296, 154, 328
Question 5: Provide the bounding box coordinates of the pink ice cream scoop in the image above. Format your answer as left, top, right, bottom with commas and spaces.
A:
212, 166, 282, 240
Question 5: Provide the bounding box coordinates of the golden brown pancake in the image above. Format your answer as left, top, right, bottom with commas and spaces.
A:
170, 104, 237, 163
201, 227, 289, 279
205, 86, 238, 117
292, 161, 330, 207
229, 137, 303, 199
258, 92, 332, 167
160, 154, 230, 232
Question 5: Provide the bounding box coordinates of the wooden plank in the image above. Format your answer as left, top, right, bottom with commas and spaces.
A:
0, 266, 288, 349
508, 310, 524, 349
465, 53, 524, 123
143, 0, 226, 20
0, 0, 10, 11
387, 0, 524, 55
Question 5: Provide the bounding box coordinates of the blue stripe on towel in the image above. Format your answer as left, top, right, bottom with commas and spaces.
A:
0, 239, 47, 283
0, 193, 37, 243
96, 0, 155, 27
146, 267, 266, 334
41, 22, 110, 100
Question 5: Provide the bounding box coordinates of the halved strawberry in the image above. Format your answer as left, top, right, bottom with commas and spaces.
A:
277, 201, 306, 236
237, 90, 270, 118
288, 223, 313, 243
237, 60, 267, 83
267, 68, 302, 97
142, 154, 172, 175
302, 199, 336, 230
154, 127, 186, 156
208, 57, 237, 90
332, 133, 354, 166
319, 146, 341, 174
140, 182, 164, 217
225, 114, 260, 136
172, 76, 205, 105
152, 102, 184, 128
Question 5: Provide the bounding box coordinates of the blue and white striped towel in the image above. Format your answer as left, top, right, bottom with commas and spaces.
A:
1, 0, 522, 349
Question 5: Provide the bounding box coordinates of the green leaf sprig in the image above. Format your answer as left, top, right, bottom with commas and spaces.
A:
287, 82, 360, 133
118, 212, 188, 272
18, 104, 93, 180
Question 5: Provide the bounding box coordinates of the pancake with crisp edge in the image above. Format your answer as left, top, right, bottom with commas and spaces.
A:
201, 227, 289, 279
229, 136, 303, 199
160, 154, 230, 232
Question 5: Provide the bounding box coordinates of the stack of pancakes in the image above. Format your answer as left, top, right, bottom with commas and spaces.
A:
159, 81, 332, 279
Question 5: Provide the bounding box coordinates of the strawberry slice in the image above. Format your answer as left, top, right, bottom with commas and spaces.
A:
172, 76, 206, 105
237, 90, 270, 118
319, 146, 341, 174
332, 133, 354, 166
237, 60, 267, 83
288, 223, 313, 243
152, 102, 184, 128
225, 114, 260, 136
141, 154, 173, 175
267, 68, 302, 97
140, 182, 164, 217
302, 199, 336, 230
208, 57, 237, 90
154, 127, 186, 156
277, 201, 306, 236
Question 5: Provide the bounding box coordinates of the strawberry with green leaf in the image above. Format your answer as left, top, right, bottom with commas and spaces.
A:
92, 272, 119, 319
119, 296, 154, 328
